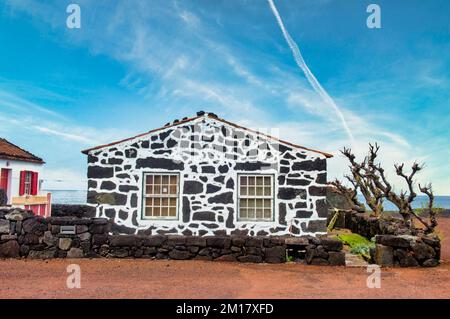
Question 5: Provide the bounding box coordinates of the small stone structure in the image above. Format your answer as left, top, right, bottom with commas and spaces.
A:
0, 207, 344, 265
327, 208, 441, 267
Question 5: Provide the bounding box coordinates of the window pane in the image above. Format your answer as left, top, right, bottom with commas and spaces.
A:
145, 207, 153, 217
248, 176, 255, 185
248, 207, 256, 219
169, 206, 177, 217
161, 185, 169, 195
264, 176, 270, 185
146, 175, 153, 184
154, 198, 161, 206
170, 175, 177, 185
169, 198, 177, 206
256, 187, 264, 196
256, 198, 263, 208
256, 176, 263, 186
264, 209, 271, 219
240, 176, 247, 185
146, 185, 153, 195
240, 186, 247, 196
264, 186, 271, 196
240, 198, 247, 208
162, 175, 169, 184
240, 208, 247, 219
255, 208, 263, 219
248, 187, 255, 196
247, 198, 255, 208
264, 199, 271, 208
161, 198, 169, 206
161, 207, 169, 217
153, 207, 160, 216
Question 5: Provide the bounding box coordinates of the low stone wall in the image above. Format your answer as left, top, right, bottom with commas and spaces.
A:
327, 209, 441, 267
372, 234, 440, 267
327, 210, 411, 238
0, 208, 344, 264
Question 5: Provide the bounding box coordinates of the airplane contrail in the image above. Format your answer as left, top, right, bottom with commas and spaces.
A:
267, 0, 354, 143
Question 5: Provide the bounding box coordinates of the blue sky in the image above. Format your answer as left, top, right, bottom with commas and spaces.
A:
0, 0, 449, 194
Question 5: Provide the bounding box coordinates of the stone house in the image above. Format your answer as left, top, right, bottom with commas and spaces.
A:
82, 111, 332, 236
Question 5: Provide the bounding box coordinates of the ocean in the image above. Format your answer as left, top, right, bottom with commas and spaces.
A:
46, 190, 450, 209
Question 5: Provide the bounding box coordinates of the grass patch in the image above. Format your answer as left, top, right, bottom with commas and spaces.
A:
336, 233, 375, 260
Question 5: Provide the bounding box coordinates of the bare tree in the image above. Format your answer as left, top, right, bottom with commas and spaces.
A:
336, 143, 438, 234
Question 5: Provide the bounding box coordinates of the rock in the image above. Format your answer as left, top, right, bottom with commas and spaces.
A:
0, 240, 20, 258
237, 255, 262, 263
311, 257, 330, 265
412, 242, 435, 261
87, 166, 114, 179
136, 157, 184, 170
328, 251, 346, 266
184, 181, 204, 194
394, 249, 419, 267
185, 236, 207, 247
42, 231, 57, 246
58, 238, 72, 251
421, 235, 440, 248
285, 237, 309, 247
169, 249, 191, 260
374, 244, 394, 267
109, 235, 140, 247
207, 192, 233, 204
78, 232, 91, 242
422, 258, 439, 267
22, 216, 47, 235
376, 235, 417, 248
245, 237, 263, 248
206, 236, 231, 248
0, 234, 17, 241
320, 237, 343, 251
5, 210, 32, 221
278, 188, 306, 200
264, 246, 286, 263
67, 248, 84, 258
87, 192, 127, 206
192, 211, 215, 221
292, 158, 326, 171
0, 219, 10, 234
301, 220, 327, 233
76, 225, 89, 234
92, 234, 108, 245
143, 235, 166, 247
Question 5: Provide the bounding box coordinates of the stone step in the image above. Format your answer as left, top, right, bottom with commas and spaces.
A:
345, 252, 368, 267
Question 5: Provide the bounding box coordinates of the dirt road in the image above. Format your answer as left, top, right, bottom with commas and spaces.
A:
0, 218, 449, 299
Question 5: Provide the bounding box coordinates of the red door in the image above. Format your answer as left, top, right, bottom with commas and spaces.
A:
0, 168, 10, 192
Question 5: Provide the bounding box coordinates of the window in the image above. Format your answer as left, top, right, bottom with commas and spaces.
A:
24, 171, 33, 195
238, 175, 273, 221
143, 173, 179, 219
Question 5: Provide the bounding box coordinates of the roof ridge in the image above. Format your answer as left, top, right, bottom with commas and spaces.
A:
81, 112, 333, 158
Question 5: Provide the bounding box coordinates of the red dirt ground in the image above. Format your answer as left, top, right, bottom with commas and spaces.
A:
0, 218, 449, 299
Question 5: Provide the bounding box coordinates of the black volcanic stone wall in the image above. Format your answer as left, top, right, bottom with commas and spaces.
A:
85, 116, 329, 236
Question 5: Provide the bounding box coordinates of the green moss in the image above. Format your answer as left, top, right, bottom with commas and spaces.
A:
337, 233, 375, 260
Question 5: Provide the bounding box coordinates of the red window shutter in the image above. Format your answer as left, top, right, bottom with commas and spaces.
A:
31, 172, 39, 195
19, 171, 26, 196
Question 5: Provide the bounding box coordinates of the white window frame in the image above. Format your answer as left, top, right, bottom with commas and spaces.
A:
237, 174, 274, 222
142, 172, 180, 220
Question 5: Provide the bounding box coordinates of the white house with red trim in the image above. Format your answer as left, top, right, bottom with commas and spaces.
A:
0, 138, 51, 216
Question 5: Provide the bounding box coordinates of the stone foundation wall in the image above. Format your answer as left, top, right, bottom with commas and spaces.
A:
0, 208, 343, 265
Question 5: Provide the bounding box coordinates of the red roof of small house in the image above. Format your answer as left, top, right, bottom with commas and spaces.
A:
0, 138, 45, 164
81, 112, 333, 158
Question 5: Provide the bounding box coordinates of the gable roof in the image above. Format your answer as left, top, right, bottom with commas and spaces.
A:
81, 112, 333, 158
0, 138, 45, 164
